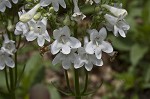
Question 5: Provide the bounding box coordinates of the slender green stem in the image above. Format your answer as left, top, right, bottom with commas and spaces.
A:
64, 70, 74, 95
81, 69, 89, 94
74, 68, 81, 99
9, 68, 16, 99
15, 52, 18, 86
4, 68, 10, 92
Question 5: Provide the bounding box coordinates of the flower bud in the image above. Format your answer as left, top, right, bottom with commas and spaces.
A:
49, 7, 54, 13
63, 15, 71, 26
33, 12, 42, 21
102, 4, 127, 19
20, 3, 40, 23
95, 6, 100, 12
7, 20, 14, 32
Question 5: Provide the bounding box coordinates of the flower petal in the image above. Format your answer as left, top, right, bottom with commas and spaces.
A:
85, 62, 93, 71
62, 59, 71, 70
114, 25, 119, 36
69, 37, 81, 48
51, 40, 61, 55
40, 0, 51, 7
52, 1, 59, 11
62, 26, 70, 37
52, 53, 63, 65
95, 46, 102, 59
85, 41, 95, 54
59, 0, 66, 8
0, 4, 6, 12
37, 36, 45, 47
119, 29, 126, 37
5, 1, 12, 8
94, 0, 100, 3
99, 27, 107, 40
44, 31, 50, 42
101, 41, 113, 53
61, 44, 71, 54
88, 29, 98, 41
74, 56, 84, 69
0, 60, 5, 70
26, 31, 37, 41
5, 57, 15, 68
12, 0, 18, 4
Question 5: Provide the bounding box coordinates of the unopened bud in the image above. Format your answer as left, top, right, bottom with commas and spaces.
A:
20, 3, 40, 23
7, 20, 14, 32
63, 15, 71, 26
49, 7, 54, 13
33, 12, 42, 21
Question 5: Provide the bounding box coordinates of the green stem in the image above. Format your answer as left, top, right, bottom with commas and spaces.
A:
64, 70, 74, 95
9, 68, 16, 99
4, 68, 10, 92
74, 68, 81, 99
81, 69, 88, 94
15, 52, 18, 86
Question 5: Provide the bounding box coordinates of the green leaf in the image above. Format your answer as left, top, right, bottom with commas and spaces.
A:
48, 85, 61, 99
108, 35, 132, 51
115, 72, 135, 90
21, 52, 43, 92
144, 64, 150, 83
0, 72, 7, 93
130, 44, 149, 66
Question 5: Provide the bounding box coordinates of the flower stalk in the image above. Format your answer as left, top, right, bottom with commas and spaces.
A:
74, 68, 81, 99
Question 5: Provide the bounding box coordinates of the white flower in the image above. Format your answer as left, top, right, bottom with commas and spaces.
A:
75, 47, 103, 71
0, 49, 15, 70
85, 28, 113, 59
40, 0, 66, 11
51, 26, 81, 55
15, 10, 29, 36
85, 0, 100, 5
19, 3, 41, 23
104, 14, 130, 37
102, 4, 127, 19
71, 0, 86, 22
0, 0, 11, 12
1, 34, 16, 55
26, 17, 50, 47
15, 22, 29, 36
52, 50, 78, 70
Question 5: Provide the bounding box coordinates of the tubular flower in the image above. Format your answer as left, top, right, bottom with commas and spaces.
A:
104, 14, 130, 37
40, 0, 66, 11
15, 10, 29, 37
26, 17, 50, 47
19, 3, 41, 23
85, 28, 113, 59
75, 47, 103, 71
71, 0, 86, 22
51, 26, 81, 55
102, 4, 127, 19
52, 49, 78, 70
1, 34, 16, 55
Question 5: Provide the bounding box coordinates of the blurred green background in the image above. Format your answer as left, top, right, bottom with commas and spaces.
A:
0, 0, 150, 99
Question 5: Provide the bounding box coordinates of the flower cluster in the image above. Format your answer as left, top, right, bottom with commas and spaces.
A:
0, 0, 130, 71
102, 4, 130, 37
0, 34, 16, 70
15, 4, 50, 47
